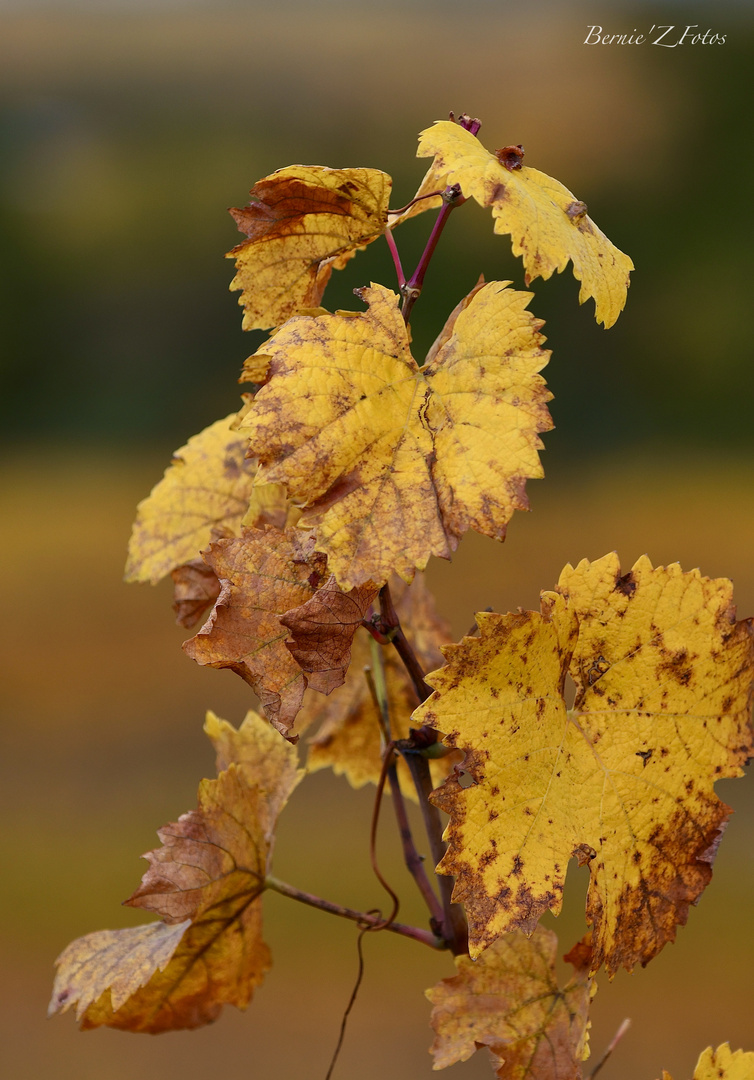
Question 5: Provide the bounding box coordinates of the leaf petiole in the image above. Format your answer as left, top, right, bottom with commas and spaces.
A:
401, 184, 465, 325
263, 876, 445, 949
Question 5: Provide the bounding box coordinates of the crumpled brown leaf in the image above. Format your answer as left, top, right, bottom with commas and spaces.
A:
306, 575, 456, 795
49, 710, 302, 1033
427, 926, 594, 1080
282, 575, 379, 694
183, 526, 377, 740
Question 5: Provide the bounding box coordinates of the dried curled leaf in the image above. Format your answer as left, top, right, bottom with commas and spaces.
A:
415, 553, 754, 974
662, 1045, 754, 1080
427, 926, 594, 1080
306, 575, 455, 794
183, 527, 327, 739
401, 120, 633, 328
125, 415, 257, 584
183, 526, 375, 739
238, 280, 552, 588
171, 554, 223, 628
282, 575, 379, 694
227, 165, 391, 331
49, 711, 302, 1032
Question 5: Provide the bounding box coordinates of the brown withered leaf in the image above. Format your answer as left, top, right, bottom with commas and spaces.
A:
49, 711, 302, 1033
282, 575, 379, 693
183, 526, 327, 739
171, 554, 223, 628
227, 165, 391, 332
415, 554, 754, 974
125, 414, 257, 585
427, 926, 594, 1080
306, 575, 456, 794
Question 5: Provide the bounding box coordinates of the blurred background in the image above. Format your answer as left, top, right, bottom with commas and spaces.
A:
1, 1, 753, 1078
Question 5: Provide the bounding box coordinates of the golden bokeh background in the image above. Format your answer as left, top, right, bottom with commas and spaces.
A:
1, 3, 753, 1079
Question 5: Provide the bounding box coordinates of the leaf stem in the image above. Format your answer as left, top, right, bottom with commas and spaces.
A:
375, 583, 469, 955
384, 228, 405, 289
365, 645, 445, 929
264, 876, 445, 949
400, 750, 468, 956
377, 583, 434, 704
401, 185, 464, 325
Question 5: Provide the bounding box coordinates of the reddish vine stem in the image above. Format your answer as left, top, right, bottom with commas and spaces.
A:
387, 758, 445, 928
401, 185, 464, 324
375, 583, 469, 956
368, 738, 402, 929
376, 583, 434, 705
388, 188, 447, 216
384, 227, 405, 289
400, 751, 468, 956
264, 876, 444, 949
365, 658, 445, 927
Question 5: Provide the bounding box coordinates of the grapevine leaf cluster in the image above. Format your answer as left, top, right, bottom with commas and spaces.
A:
49, 114, 754, 1080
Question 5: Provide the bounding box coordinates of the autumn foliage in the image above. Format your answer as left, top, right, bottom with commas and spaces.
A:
50, 114, 754, 1079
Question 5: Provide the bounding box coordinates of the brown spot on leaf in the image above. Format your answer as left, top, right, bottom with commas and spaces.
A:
614, 570, 637, 597
495, 144, 525, 171
572, 843, 596, 867
565, 200, 588, 224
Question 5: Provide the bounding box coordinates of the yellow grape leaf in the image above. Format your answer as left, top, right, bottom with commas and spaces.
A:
414, 553, 754, 974
125, 414, 257, 584
402, 120, 633, 327
183, 526, 328, 739
238, 280, 552, 589
242, 481, 300, 531
227, 165, 391, 331
664, 1045, 754, 1080
427, 926, 594, 1080
49, 710, 302, 1032
306, 575, 456, 796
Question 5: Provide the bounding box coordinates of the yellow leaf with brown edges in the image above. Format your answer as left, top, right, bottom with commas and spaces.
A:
49, 710, 302, 1033
414, 553, 754, 974
125, 414, 257, 584
401, 120, 633, 328
662, 1045, 754, 1080
238, 280, 552, 589
306, 575, 456, 795
427, 926, 594, 1080
227, 165, 391, 331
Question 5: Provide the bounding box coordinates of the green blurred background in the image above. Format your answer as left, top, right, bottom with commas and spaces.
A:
2, 2, 753, 1078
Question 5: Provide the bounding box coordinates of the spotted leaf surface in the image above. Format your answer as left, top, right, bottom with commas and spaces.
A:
427, 926, 593, 1080
404, 120, 633, 327
227, 165, 391, 331
237, 280, 552, 588
415, 553, 754, 974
